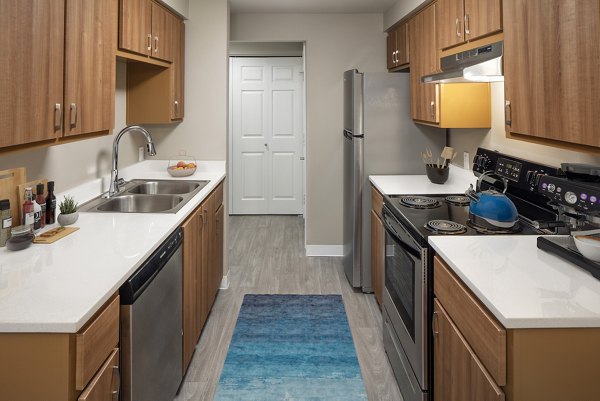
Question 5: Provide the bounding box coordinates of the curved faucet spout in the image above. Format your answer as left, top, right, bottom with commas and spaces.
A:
109, 125, 156, 197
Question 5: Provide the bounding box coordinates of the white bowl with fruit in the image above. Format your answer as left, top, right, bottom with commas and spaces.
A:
167, 159, 197, 177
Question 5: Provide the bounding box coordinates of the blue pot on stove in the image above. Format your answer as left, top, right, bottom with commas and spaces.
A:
466, 184, 519, 229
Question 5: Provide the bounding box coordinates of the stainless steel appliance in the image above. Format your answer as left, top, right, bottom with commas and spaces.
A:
537, 166, 600, 280
382, 148, 562, 401
422, 41, 503, 84
342, 69, 444, 291
120, 228, 183, 401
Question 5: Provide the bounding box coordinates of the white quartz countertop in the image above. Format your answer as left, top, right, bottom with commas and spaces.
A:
429, 235, 600, 328
0, 160, 225, 333
369, 165, 476, 195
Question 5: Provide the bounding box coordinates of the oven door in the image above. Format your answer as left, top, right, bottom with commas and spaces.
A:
382, 205, 428, 392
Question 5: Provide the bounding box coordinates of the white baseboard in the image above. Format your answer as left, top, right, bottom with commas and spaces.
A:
305, 245, 343, 257
219, 275, 230, 290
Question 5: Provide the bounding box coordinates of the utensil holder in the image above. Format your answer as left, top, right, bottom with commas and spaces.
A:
426, 164, 449, 184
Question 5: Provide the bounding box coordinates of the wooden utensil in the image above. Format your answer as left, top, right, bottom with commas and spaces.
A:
421, 151, 429, 165
0, 167, 27, 225
441, 147, 455, 168
17, 179, 48, 223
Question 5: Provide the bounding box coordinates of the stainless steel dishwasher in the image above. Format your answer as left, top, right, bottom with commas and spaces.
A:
120, 227, 183, 401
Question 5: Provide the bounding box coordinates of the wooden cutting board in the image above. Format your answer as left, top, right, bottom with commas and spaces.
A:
33, 226, 79, 244
0, 167, 26, 225
17, 179, 48, 223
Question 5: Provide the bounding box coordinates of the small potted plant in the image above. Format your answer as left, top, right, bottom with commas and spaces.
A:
57, 195, 79, 226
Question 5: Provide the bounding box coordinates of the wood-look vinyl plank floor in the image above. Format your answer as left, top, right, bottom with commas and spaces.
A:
175, 215, 403, 401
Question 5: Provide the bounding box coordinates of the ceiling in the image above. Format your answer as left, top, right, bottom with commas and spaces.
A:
229, 0, 398, 14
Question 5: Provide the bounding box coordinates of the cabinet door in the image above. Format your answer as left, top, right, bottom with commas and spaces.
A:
119, 0, 151, 56
386, 31, 397, 70
370, 210, 383, 306
64, 0, 116, 137
504, 0, 600, 148
409, 4, 439, 123
214, 204, 224, 301
182, 209, 199, 372
436, 0, 464, 50
433, 299, 505, 401
463, 0, 502, 42
396, 22, 410, 66
77, 349, 120, 401
0, 0, 64, 148
171, 18, 184, 120
150, 2, 174, 62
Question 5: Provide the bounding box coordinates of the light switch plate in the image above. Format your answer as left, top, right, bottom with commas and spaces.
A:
138, 147, 144, 162
463, 151, 470, 169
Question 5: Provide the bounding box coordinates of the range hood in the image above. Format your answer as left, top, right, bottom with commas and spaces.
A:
422, 41, 503, 84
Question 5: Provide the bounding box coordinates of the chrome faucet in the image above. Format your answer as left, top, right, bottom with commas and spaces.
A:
108, 125, 157, 197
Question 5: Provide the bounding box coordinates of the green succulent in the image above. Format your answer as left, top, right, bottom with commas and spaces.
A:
59, 195, 78, 214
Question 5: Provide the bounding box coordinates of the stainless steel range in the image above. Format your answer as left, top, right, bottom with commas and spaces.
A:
381, 148, 562, 401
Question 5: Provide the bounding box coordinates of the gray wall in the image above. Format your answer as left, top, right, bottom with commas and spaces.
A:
231, 13, 386, 247
383, 0, 429, 30
230, 41, 304, 57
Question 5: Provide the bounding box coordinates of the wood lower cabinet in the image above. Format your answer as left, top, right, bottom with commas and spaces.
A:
434, 255, 600, 401
0, 295, 120, 401
387, 22, 409, 71
1, 0, 116, 149
504, 0, 600, 148
433, 299, 505, 401
182, 182, 224, 373
436, 0, 501, 51
370, 186, 384, 306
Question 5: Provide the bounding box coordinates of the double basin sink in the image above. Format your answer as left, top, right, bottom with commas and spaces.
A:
78, 179, 210, 214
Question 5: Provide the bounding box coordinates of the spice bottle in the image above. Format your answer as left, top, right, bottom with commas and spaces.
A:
0, 199, 11, 247
22, 187, 34, 228
46, 181, 56, 225
36, 183, 46, 229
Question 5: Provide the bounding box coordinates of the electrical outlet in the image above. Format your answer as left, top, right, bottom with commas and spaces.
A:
138, 146, 144, 162
463, 151, 470, 169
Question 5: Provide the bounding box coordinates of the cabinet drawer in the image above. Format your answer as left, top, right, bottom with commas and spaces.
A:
78, 348, 120, 401
433, 256, 506, 385
371, 186, 383, 219
76, 295, 120, 390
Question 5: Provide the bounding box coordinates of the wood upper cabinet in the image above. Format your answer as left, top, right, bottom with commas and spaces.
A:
436, 0, 501, 50
1, 0, 116, 149
433, 299, 505, 401
504, 0, 600, 148
409, 4, 439, 124
387, 22, 409, 71
171, 18, 185, 120
64, 0, 117, 137
119, 0, 175, 62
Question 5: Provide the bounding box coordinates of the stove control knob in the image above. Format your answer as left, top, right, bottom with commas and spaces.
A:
547, 184, 556, 192
565, 191, 578, 205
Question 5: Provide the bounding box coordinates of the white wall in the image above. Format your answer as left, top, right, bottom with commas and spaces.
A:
230, 41, 303, 57
383, 0, 429, 30
231, 13, 386, 247
450, 83, 600, 169
158, 0, 189, 18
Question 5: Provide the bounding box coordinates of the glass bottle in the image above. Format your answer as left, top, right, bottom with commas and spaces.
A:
46, 181, 56, 225
36, 183, 46, 229
22, 187, 34, 228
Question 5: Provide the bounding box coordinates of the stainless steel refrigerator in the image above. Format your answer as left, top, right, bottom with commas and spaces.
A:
342, 69, 444, 291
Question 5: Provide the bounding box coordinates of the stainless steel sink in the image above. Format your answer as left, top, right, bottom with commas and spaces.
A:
127, 181, 201, 195
97, 194, 184, 213
78, 179, 210, 214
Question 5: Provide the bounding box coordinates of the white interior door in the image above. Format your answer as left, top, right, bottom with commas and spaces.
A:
231, 57, 304, 215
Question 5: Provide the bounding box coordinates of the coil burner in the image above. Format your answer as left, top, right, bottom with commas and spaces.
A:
424, 220, 467, 235
445, 195, 471, 206
466, 219, 522, 235
399, 196, 441, 209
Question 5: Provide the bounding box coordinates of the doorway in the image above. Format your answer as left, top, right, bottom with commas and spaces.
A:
229, 53, 305, 215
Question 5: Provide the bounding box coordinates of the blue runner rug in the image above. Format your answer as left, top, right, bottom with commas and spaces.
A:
214, 294, 367, 401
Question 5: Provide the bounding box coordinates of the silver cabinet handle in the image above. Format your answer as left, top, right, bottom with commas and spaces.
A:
464, 14, 470, 35
455, 17, 462, 38
430, 101, 436, 119
393, 50, 398, 64
154, 36, 159, 53
54, 103, 62, 130
111, 365, 120, 401
505, 100, 512, 126
69, 103, 77, 127
147, 34, 152, 51
174, 100, 179, 116
432, 311, 439, 338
